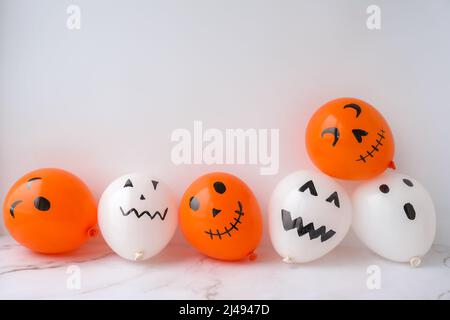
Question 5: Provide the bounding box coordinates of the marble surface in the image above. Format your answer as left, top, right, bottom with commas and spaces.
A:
0, 235, 449, 300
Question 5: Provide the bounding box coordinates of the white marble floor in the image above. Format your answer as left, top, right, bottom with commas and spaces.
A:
0, 235, 449, 300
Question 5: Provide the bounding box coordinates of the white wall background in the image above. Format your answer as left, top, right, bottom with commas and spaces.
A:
1, 0, 449, 245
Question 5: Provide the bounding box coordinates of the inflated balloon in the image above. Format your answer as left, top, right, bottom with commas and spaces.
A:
352, 172, 436, 266
179, 172, 262, 261
3, 168, 98, 253
98, 173, 177, 261
306, 97, 395, 180
269, 170, 352, 263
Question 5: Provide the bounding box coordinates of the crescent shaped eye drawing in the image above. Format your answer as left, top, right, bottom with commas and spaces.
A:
343, 103, 362, 118
321, 127, 340, 147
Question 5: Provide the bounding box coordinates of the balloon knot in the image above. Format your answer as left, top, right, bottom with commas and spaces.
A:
410, 256, 421, 268
248, 252, 257, 261
135, 250, 144, 261
87, 227, 98, 238
282, 256, 293, 264
388, 161, 397, 170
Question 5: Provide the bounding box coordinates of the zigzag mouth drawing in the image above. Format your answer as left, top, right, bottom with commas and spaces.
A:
204, 201, 244, 240
355, 129, 385, 163
120, 207, 168, 220
281, 209, 336, 242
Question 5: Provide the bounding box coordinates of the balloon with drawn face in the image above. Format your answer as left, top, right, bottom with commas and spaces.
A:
98, 173, 177, 261
306, 97, 395, 180
269, 170, 352, 263
352, 172, 436, 266
179, 172, 263, 261
3, 168, 98, 253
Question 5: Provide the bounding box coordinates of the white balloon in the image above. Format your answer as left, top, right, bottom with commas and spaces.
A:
352, 172, 436, 266
98, 173, 178, 261
269, 170, 352, 263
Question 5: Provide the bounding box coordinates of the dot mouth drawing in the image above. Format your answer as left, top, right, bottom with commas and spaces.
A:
281, 209, 336, 242
204, 201, 244, 240
120, 207, 168, 220
355, 129, 385, 163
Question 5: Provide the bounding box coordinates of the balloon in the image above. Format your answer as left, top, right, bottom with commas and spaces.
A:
179, 172, 262, 261
98, 173, 177, 261
269, 170, 352, 263
306, 97, 395, 180
352, 172, 436, 266
3, 168, 98, 253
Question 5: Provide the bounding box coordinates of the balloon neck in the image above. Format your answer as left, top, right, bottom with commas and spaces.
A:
87, 226, 99, 238
282, 256, 293, 264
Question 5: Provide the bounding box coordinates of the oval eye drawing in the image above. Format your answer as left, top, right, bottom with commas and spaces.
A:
321, 127, 340, 147
189, 196, 200, 211
352, 129, 368, 143
213, 181, 226, 194
124, 179, 133, 188
33, 196, 51, 211
379, 184, 390, 194
403, 178, 414, 187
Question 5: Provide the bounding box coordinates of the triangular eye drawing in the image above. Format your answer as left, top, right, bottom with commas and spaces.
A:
326, 191, 340, 208
352, 129, 368, 143
299, 180, 318, 196
124, 179, 133, 188
151, 180, 159, 190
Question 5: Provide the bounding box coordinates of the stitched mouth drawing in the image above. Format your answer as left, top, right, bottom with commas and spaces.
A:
120, 207, 168, 220
356, 129, 385, 163
204, 201, 244, 240
281, 209, 336, 242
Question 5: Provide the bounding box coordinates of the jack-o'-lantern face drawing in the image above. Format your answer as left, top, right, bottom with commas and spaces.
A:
306, 97, 395, 180
179, 172, 263, 261
3, 168, 97, 254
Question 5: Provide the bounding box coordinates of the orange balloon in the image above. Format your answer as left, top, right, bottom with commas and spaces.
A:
3, 168, 98, 253
306, 97, 395, 180
179, 172, 262, 261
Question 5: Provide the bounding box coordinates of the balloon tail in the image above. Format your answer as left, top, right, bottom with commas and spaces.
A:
282, 256, 293, 264
248, 252, 257, 261
410, 256, 421, 268
388, 161, 396, 170
134, 250, 144, 261
87, 226, 98, 238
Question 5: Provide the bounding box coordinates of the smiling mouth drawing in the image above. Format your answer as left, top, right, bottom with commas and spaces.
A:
281, 209, 336, 242
9, 200, 23, 218
403, 203, 416, 220
204, 201, 244, 240
355, 129, 385, 163
120, 207, 168, 220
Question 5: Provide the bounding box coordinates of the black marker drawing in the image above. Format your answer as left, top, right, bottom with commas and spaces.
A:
204, 201, 244, 240
281, 209, 336, 242
120, 207, 168, 220
356, 129, 385, 163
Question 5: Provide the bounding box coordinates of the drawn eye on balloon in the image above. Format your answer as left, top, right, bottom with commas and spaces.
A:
119, 178, 168, 220
9, 177, 51, 219
188, 181, 244, 240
